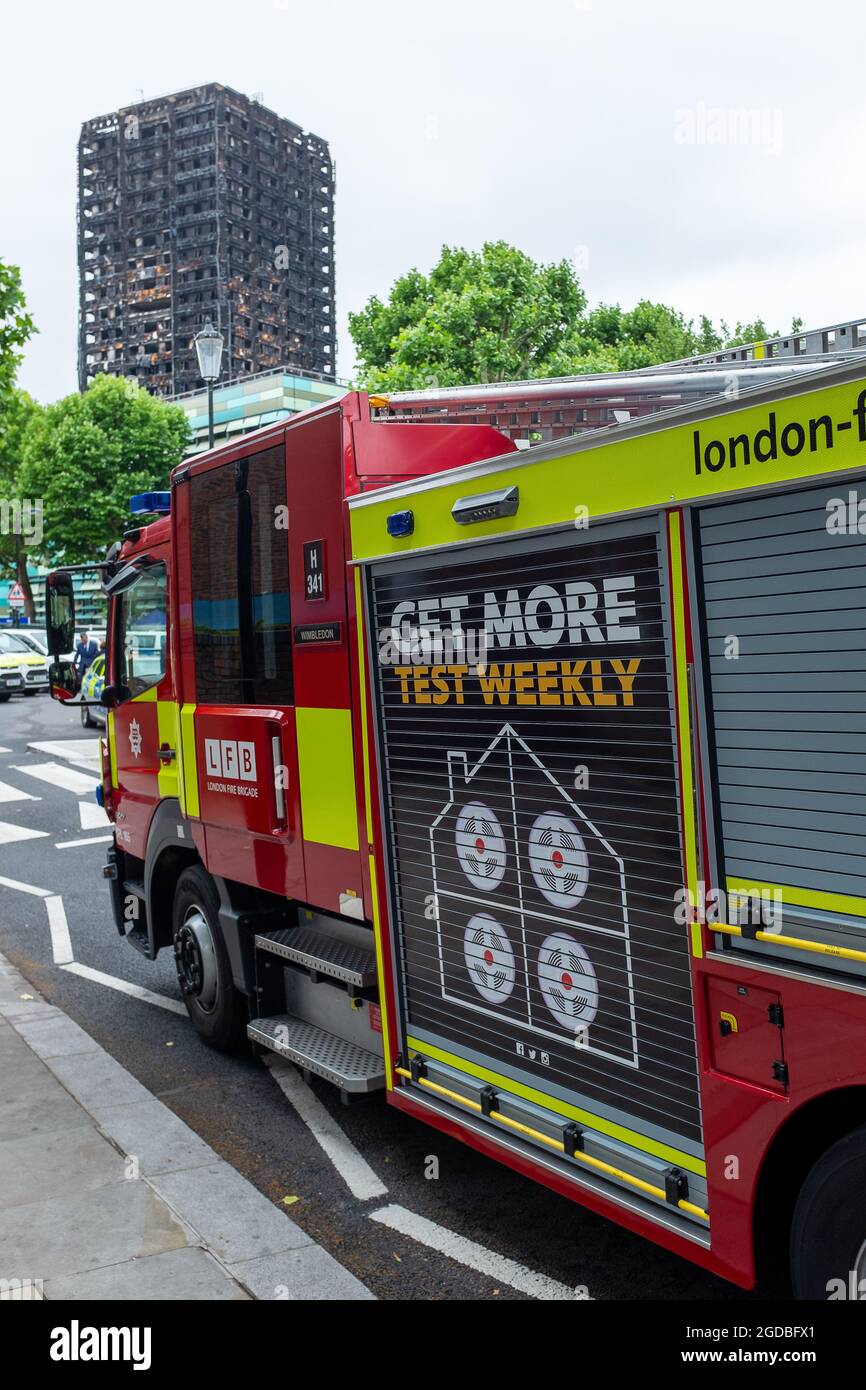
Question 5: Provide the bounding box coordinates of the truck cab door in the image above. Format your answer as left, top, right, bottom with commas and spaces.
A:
176, 443, 305, 900
108, 554, 172, 859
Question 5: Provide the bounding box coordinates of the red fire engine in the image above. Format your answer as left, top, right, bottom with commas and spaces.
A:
47, 364, 866, 1298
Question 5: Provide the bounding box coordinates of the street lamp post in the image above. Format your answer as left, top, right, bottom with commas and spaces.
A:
193, 318, 225, 450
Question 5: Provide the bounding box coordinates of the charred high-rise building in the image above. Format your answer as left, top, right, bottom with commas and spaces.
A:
77, 83, 335, 396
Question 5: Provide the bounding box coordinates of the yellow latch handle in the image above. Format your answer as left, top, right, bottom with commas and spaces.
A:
714, 922, 866, 965
395, 1066, 708, 1223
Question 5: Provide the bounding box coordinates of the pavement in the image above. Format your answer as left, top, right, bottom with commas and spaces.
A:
0, 950, 374, 1301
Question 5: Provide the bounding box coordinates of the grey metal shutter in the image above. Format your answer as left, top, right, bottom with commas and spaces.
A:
698, 481, 866, 913
369, 521, 703, 1151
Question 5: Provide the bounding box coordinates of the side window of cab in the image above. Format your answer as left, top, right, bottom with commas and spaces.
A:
115, 563, 168, 700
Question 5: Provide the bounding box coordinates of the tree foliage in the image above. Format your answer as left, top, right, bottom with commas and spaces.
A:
349, 242, 587, 389
0, 388, 42, 613
0, 260, 35, 407
350, 242, 786, 389
19, 374, 189, 564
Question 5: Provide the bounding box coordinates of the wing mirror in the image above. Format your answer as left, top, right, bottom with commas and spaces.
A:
46, 572, 76, 658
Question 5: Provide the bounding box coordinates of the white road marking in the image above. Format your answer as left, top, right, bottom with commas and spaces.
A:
62, 962, 186, 1015
26, 739, 101, 772
46, 895, 74, 966
0, 779, 37, 802
0, 821, 48, 845
13, 762, 99, 796
266, 1057, 388, 1202
0, 874, 51, 897
0, 746, 12, 753
369, 1204, 590, 1300
79, 801, 109, 830
0, 875, 181, 1012
55, 835, 114, 850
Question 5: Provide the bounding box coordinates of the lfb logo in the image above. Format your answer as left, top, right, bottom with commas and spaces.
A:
204, 738, 257, 782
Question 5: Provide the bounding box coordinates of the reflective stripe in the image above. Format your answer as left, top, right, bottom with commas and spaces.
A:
668, 512, 702, 959
354, 567, 392, 1087
405, 1036, 706, 1177
295, 706, 359, 851
180, 703, 199, 819
156, 700, 180, 801
726, 874, 866, 922
107, 710, 117, 786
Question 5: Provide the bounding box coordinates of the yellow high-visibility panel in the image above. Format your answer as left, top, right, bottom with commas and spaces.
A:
296, 707, 359, 852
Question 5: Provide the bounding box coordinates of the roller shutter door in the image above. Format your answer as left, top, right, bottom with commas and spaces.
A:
698, 481, 866, 918
369, 521, 703, 1151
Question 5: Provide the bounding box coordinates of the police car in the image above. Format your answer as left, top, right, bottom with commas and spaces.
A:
0, 631, 50, 699
79, 653, 107, 727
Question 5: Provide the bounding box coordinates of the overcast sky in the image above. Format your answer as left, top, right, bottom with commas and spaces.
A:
3, 0, 863, 402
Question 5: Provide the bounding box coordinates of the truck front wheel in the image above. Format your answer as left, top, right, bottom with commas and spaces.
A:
790, 1123, 866, 1300
172, 866, 246, 1050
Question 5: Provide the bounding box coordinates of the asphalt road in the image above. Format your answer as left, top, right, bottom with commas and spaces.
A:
0, 696, 776, 1301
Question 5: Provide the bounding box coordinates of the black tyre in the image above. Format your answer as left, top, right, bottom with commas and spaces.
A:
81, 704, 94, 728
790, 1123, 866, 1299
0, 693, 10, 703
171, 866, 247, 1050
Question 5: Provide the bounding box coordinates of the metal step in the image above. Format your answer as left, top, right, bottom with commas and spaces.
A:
124, 925, 152, 958
255, 927, 377, 988
247, 1014, 385, 1092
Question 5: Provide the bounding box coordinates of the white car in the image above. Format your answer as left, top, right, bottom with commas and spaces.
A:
0, 631, 50, 697
13, 629, 49, 656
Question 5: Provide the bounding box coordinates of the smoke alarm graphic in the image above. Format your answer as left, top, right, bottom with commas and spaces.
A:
528, 812, 589, 909
538, 932, 599, 1030
429, 723, 638, 1068
455, 803, 507, 891
464, 913, 516, 1004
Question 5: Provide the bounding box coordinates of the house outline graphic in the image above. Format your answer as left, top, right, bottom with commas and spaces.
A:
428, 722, 640, 1069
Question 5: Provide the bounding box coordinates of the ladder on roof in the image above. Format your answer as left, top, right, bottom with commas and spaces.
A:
658, 315, 866, 370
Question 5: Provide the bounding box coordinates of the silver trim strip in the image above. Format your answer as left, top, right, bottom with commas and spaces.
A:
272, 734, 286, 822
705, 950, 866, 999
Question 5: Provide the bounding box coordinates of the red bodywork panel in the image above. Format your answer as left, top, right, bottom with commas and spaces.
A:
705, 976, 786, 1094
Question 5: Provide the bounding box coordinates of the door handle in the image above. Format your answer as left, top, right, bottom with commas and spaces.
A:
272, 734, 286, 823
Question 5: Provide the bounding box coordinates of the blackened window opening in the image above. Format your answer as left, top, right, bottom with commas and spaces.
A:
190, 446, 293, 705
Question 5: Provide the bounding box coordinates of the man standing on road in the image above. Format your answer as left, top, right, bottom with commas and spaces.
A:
74, 631, 98, 687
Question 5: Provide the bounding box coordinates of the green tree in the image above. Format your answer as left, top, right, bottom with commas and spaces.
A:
0, 388, 42, 618
0, 261, 35, 407
350, 242, 789, 387
20, 373, 189, 565
349, 241, 587, 389
717, 318, 779, 349
558, 300, 710, 372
